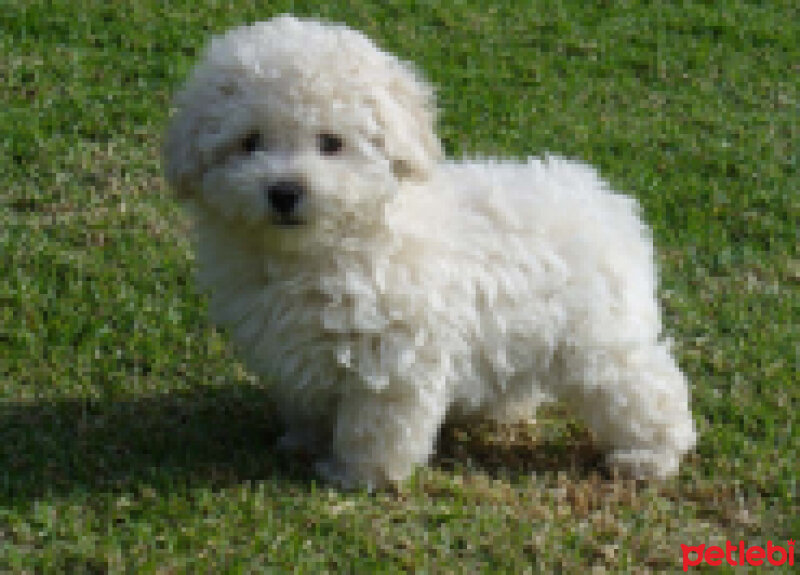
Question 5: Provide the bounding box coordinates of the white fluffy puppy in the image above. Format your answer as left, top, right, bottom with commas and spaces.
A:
164, 15, 696, 489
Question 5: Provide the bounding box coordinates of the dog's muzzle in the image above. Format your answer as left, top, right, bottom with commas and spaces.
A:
266, 180, 305, 225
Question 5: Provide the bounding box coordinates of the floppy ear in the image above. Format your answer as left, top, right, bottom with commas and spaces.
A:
163, 69, 244, 198
368, 63, 443, 181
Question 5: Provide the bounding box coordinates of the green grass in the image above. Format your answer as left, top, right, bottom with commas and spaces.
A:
2, 0, 797, 571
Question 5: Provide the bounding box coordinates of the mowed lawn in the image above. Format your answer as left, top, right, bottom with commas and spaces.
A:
1, 0, 797, 572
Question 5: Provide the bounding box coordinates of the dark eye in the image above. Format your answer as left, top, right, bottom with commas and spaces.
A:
318, 133, 344, 155
241, 132, 262, 154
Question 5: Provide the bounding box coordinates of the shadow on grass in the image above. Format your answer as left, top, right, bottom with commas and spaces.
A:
1, 387, 606, 502
435, 410, 606, 481
0, 384, 305, 502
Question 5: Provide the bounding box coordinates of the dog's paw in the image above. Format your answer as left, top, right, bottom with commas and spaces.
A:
315, 457, 395, 492
606, 449, 681, 479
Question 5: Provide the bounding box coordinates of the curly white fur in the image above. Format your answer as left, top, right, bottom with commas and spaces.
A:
164, 15, 696, 489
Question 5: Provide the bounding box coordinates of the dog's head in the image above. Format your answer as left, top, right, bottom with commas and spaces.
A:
164, 15, 441, 243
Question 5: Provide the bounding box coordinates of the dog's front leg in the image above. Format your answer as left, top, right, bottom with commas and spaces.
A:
316, 381, 448, 490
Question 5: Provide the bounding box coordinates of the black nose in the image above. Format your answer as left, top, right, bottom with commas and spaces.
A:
266, 181, 304, 216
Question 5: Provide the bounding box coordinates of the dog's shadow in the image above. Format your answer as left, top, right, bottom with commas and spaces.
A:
1, 385, 604, 501
0, 384, 302, 502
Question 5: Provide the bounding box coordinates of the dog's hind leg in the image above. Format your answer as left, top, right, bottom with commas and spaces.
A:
550, 341, 697, 478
